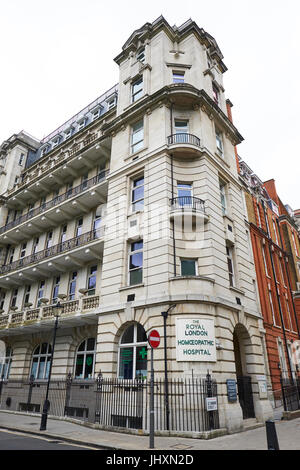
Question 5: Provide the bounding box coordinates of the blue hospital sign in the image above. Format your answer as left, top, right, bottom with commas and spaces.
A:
176, 318, 216, 362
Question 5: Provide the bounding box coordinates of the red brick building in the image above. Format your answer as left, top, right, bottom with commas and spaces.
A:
238, 161, 300, 403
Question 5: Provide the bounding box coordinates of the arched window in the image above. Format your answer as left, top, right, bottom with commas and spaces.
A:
0, 346, 13, 380
118, 323, 148, 379
74, 338, 96, 379
30, 343, 52, 379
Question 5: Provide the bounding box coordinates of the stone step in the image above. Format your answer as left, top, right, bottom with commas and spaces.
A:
242, 418, 263, 431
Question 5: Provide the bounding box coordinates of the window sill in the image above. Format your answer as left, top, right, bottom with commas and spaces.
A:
119, 283, 144, 292
229, 286, 245, 296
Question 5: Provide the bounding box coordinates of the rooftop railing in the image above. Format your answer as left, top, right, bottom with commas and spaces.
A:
0, 170, 108, 235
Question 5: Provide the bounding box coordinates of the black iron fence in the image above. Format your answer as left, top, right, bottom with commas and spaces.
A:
0, 374, 220, 433
167, 133, 201, 147
280, 377, 300, 412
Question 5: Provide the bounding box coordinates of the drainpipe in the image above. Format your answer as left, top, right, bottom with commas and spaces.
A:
276, 218, 300, 339
261, 201, 294, 382
170, 103, 176, 277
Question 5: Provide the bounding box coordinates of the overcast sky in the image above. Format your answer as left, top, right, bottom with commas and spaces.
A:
0, 0, 299, 208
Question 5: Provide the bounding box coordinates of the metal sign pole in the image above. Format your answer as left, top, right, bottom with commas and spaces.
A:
149, 346, 154, 449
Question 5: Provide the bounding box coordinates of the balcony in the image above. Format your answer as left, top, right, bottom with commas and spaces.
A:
0, 170, 108, 244
0, 228, 105, 287
0, 295, 100, 336
169, 196, 209, 223
167, 133, 202, 158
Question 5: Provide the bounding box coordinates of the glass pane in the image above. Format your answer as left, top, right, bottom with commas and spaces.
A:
130, 269, 143, 285
75, 354, 84, 378
130, 252, 143, 270
136, 346, 148, 379
119, 347, 133, 379
131, 241, 143, 251
132, 186, 144, 203
181, 259, 196, 276
133, 177, 144, 187
87, 338, 95, 351
121, 325, 134, 344
88, 275, 96, 290
84, 354, 94, 378
78, 340, 86, 352
132, 128, 143, 145
41, 343, 48, 354
33, 345, 40, 355
38, 358, 45, 379
136, 324, 147, 343
31, 358, 38, 379
45, 357, 51, 379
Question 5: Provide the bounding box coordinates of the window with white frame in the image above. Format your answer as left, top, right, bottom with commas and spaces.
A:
292, 231, 299, 256
272, 219, 279, 245
285, 296, 293, 331
129, 240, 143, 286
256, 203, 262, 228
132, 77, 143, 103
78, 118, 86, 131
262, 245, 270, 276
10, 289, 18, 309
30, 343, 52, 380
37, 280, 45, 307
32, 237, 39, 255
131, 120, 144, 154
216, 128, 224, 157
131, 175, 144, 211
212, 84, 219, 105
52, 276, 60, 303
278, 339, 288, 378
269, 290, 276, 325
93, 206, 102, 237
118, 323, 148, 379
23, 285, 31, 307
64, 128, 73, 140
91, 107, 100, 121
74, 338, 96, 379
0, 346, 13, 380
174, 119, 189, 143
0, 290, 6, 311
87, 265, 97, 296
177, 183, 192, 207
18, 153, 25, 165
226, 246, 235, 287
136, 47, 145, 63
172, 71, 185, 83
181, 258, 197, 276
68, 271, 77, 301
219, 180, 227, 216
20, 243, 27, 259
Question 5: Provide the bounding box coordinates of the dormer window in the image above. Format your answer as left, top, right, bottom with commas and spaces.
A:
52, 135, 62, 149
136, 47, 145, 63
64, 127, 73, 140
91, 105, 102, 122
107, 97, 116, 110
77, 117, 87, 131
41, 145, 50, 157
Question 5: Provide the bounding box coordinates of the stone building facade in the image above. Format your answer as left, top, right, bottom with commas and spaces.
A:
0, 16, 274, 433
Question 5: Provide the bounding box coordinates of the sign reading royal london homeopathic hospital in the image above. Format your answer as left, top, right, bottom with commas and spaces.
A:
176, 318, 216, 362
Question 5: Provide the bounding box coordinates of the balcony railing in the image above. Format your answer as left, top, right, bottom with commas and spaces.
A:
0, 228, 105, 276
167, 133, 201, 147
0, 295, 100, 330
170, 196, 205, 213
0, 170, 108, 235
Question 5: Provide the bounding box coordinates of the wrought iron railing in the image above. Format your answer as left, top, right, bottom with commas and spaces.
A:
167, 133, 201, 147
170, 196, 205, 213
0, 170, 108, 235
0, 228, 104, 275
280, 377, 300, 412
0, 374, 220, 433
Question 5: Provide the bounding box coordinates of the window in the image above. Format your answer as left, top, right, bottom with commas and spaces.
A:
285, 298, 293, 331
81, 173, 88, 190
118, 324, 148, 379
173, 71, 185, 83
10, 289, 18, 309
93, 206, 102, 236
216, 129, 224, 157
256, 203, 262, 228
292, 231, 299, 256
278, 339, 288, 378
177, 183, 192, 207
75, 338, 96, 379
272, 219, 279, 245
219, 181, 227, 216
78, 119, 86, 131
20, 243, 27, 259
136, 47, 145, 63
174, 120, 189, 143
68, 272, 77, 300
262, 245, 270, 277
66, 181, 73, 197
269, 290, 276, 325
87, 266, 97, 296
64, 128, 73, 140
226, 246, 235, 287
131, 176, 144, 211
32, 237, 39, 255
19, 153, 25, 165
8, 247, 15, 265
129, 240, 143, 286
46, 231, 53, 249
131, 120, 144, 154
60, 225, 67, 244
0, 291, 6, 311
76, 218, 83, 238
212, 84, 219, 105
52, 276, 60, 303
107, 97, 116, 110
23, 285, 31, 306
181, 259, 197, 276
91, 108, 100, 121
30, 343, 52, 380
0, 347, 13, 380
37, 280, 45, 307
132, 77, 143, 103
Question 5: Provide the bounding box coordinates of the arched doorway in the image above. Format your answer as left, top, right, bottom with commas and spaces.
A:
233, 324, 255, 419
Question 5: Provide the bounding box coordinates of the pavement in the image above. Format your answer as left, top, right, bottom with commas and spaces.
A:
0, 410, 299, 451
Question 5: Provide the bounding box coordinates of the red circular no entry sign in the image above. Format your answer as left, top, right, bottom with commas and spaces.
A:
148, 329, 160, 348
